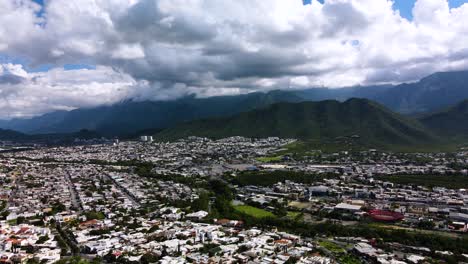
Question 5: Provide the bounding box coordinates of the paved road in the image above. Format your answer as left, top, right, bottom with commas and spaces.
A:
102, 171, 141, 207
64, 171, 84, 212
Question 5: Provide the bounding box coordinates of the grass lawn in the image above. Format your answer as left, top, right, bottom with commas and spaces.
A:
287, 211, 303, 220
255, 155, 283, 163
339, 255, 362, 264
234, 205, 275, 218
319, 241, 346, 253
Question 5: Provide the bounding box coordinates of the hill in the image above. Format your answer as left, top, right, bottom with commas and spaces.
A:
368, 71, 468, 114
0, 91, 303, 136
296, 71, 468, 114
0, 71, 467, 137
419, 99, 468, 139
0, 128, 104, 145
155, 99, 436, 148
0, 129, 29, 141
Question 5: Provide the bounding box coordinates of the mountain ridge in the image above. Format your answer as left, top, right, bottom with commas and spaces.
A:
154, 98, 437, 148
0, 90, 303, 136
0, 70, 467, 137
419, 99, 468, 140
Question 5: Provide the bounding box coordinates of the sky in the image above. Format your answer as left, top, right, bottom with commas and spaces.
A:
393, 0, 468, 19
1, 0, 468, 119
306, 0, 468, 19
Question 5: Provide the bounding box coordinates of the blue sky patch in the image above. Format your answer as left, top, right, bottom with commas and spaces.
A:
305, 0, 468, 20
63, 64, 97, 71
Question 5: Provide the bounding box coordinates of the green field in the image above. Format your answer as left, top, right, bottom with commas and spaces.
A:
339, 255, 362, 264
287, 211, 303, 220
319, 241, 346, 253
377, 174, 468, 189
256, 155, 283, 163
233, 205, 275, 218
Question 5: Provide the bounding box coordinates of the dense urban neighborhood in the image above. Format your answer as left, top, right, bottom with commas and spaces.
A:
4, 0, 468, 263
0, 137, 467, 264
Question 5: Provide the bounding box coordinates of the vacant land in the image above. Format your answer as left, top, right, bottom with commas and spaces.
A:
233, 205, 275, 218
288, 201, 312, 210
377, 174, 468, 189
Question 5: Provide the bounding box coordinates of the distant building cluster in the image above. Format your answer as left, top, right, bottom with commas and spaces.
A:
140, 136, 154, 143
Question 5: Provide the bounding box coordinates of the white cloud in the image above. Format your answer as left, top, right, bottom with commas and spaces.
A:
0, 0, 42, 53
1, 64, 29, 78
0, 64, 139, 118
0, 0, 468, 117
111, 43, 145, 59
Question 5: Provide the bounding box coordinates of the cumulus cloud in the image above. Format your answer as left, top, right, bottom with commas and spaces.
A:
0, 64, 139, 118
0, 0, 468, 118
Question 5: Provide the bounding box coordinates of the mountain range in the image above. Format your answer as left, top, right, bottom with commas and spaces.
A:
0, 129, 102, 144
419, 99, 468, 140
295, 71, 468, 114
154, 99, 438, 148
0, 70, 466, 146
0, 91, 303, 136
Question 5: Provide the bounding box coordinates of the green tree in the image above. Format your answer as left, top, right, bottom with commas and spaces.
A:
191, 192, 210, 212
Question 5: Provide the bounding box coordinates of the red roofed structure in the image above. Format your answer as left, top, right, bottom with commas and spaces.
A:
368, 209, 404, 222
